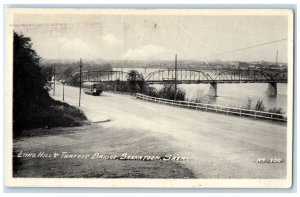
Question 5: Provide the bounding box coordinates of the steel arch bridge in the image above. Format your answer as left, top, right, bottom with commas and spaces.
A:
64, 69, 287, 97
65, 69, 287, 85
144, 69, 287, 84
65, 70, 129, 84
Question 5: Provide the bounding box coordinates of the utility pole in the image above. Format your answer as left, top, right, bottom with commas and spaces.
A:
276, 50, 278, 66
62, 81, 65, 101
53, 66, 56, 96
174, 54, 178, 100
88, 64, 90, 81
79, 58, 82, 107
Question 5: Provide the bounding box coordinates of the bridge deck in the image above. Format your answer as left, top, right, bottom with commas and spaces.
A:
66, 69, 287, 84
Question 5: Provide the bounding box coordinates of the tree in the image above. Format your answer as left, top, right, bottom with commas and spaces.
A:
41, 65, 54, 82
13, 32, 49, 133
255, 99, 265, 111
126, 70, 145, 93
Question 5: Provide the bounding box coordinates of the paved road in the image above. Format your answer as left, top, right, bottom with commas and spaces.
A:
51, 83, 287, 178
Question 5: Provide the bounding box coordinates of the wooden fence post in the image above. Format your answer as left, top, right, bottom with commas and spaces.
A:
271, 114, 273, 121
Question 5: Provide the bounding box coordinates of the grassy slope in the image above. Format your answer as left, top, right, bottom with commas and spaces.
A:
16, 98, 89, 137
13, 124, 195, 178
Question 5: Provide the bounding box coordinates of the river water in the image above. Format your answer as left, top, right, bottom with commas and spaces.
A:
113, 68, 288, 113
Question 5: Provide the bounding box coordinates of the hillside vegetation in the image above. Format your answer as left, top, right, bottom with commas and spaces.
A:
13, 32, 87, 137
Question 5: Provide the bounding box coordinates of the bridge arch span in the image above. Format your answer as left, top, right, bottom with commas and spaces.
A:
145, 69, 214, 83
213, 69, 275, 82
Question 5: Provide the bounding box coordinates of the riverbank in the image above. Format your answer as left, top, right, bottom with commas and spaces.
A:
136, 93, 287, 123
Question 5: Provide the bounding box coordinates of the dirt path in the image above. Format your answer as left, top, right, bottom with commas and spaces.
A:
14, 84, 287, 178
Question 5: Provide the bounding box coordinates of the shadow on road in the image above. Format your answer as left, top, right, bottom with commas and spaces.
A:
93, 119, 111, 123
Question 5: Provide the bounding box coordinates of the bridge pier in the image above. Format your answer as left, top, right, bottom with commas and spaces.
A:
208, 82, 218, 97
267, 82, 277, 97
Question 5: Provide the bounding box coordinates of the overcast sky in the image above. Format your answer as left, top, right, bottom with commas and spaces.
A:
13, 13, 288, 62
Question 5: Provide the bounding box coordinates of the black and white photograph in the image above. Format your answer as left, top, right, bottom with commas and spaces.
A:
5, 8, 294, 188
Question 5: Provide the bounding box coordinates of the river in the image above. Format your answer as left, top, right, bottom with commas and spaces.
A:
113, 67, 288, 113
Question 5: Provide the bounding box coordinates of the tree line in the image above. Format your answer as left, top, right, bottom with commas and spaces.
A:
13, 32, 87, 137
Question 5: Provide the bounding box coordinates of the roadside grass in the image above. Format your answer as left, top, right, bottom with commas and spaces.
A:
13, 124, 195, 178
15, 98, 89, 137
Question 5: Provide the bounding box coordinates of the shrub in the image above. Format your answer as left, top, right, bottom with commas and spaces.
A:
268, 107, 284, 114
268, 107, 285, 120
242, 98, 268, 112
187, 98, 204, 103
157, 84, 186, 101
115, 80, 130, 92
144, 86, 159, 97
242, 97, 252, 110
255, 99, 265, 111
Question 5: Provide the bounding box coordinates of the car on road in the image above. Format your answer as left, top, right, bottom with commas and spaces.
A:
82, 82, 103, 96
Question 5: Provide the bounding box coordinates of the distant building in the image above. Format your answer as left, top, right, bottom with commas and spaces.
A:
269, 64, 283, 70
227, 61, 249, 70
248, 64, 256, 69
249, 62, 263, 70
278, 64, 288, 70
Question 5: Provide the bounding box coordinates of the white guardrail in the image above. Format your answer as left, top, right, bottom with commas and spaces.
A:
136, 93, 287, 123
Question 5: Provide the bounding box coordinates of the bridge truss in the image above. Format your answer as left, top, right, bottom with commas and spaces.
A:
65, 70, 128, 84
144, 69, 287, 84
65, 69, 287, 85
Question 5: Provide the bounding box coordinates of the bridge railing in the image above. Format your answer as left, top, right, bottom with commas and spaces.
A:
136, 93, 287, 123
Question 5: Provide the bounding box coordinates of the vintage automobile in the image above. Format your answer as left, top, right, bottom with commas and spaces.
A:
82, 82, 103, 96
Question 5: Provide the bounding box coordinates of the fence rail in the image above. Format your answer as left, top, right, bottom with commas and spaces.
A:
136, 93, 287, 123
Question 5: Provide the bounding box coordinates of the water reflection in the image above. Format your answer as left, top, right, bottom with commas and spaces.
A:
151, 83, 287, 113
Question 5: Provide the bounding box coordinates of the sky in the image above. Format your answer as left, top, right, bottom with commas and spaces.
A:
12, 12, 289, 63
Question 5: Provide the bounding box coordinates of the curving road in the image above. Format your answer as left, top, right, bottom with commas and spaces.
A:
48, 83, 288, 179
